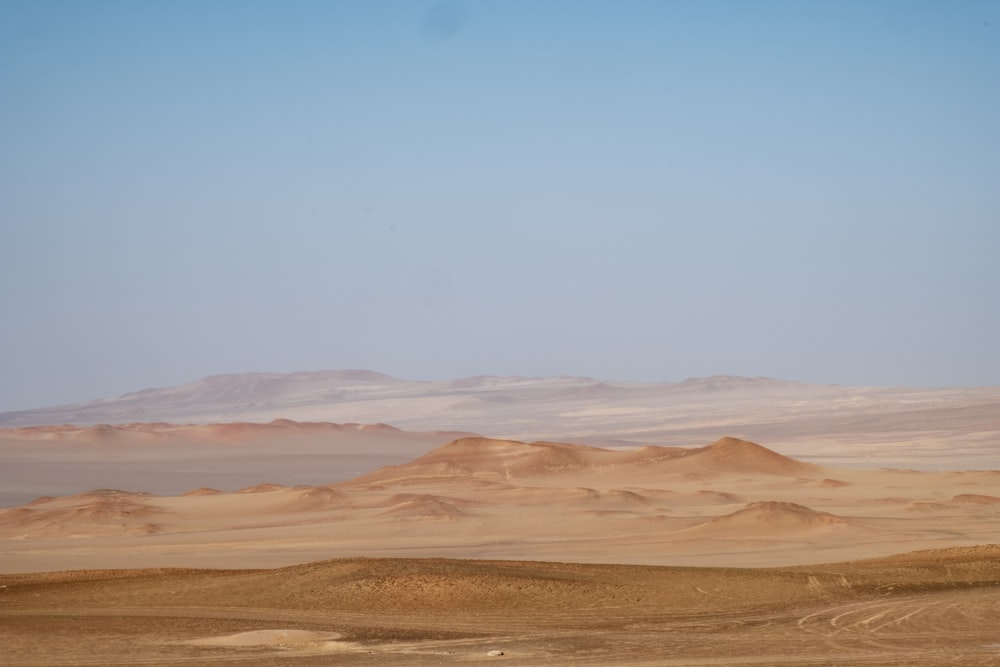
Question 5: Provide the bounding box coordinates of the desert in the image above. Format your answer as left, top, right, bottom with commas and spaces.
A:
1, 373, 999, 665
5, 547, 1000, 665
9, 1, 998, 663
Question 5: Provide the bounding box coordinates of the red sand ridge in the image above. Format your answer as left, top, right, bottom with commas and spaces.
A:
686, 436, 820, 476
673, 501, 854, 539
350, 435, 819, 484
1, 419, 414, 444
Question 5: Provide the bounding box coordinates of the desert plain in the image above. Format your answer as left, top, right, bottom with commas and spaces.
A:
1, 372, 999, 665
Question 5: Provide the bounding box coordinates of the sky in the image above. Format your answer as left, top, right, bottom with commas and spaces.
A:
1, 0, 999, 411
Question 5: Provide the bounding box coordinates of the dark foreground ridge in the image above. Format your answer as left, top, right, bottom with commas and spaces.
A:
3, 545, 999, 666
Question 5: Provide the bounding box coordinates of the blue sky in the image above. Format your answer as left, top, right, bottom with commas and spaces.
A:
1, 0, 999, 410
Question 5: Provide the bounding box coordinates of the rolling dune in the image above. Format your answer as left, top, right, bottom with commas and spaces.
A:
673, 501, 855, 537
1, 421, 999, 666
2, 434, 998, 573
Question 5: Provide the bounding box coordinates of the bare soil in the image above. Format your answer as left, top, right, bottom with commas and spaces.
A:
3, 546, 999, 666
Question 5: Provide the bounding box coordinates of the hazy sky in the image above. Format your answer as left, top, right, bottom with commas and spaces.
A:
2, 0, 999, 411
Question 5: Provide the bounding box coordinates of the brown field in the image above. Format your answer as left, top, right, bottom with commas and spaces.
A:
3, 546, 999, 665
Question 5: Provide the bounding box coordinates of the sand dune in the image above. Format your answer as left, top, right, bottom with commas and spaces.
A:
378, 494, 475, 520
282, 486, 349, 512
2, 373, 998, 665
182, 487, 221, 496
682, 436, 820, 475
355, 436, 814, 486
674, 501, 853, 537
1, 434, 998, 572
357, 437, 615, 480
2, 422, 1000, 666
0, 490, 164, 538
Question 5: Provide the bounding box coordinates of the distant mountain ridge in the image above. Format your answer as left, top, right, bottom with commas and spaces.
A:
0, 370, 802, 428
2, 370, 999, 472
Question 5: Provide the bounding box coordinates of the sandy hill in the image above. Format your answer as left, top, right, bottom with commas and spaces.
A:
1, 490, 163, 538
672, 501, 857, 540
351, 435, 819, 484
685, 436, 819, 475
2, 431, 999, 572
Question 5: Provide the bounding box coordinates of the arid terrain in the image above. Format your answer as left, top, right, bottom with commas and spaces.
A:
1, 372, 998, 665
3, 547, 1000, 665
3, 370, 999, 470
0, 420, 473, 508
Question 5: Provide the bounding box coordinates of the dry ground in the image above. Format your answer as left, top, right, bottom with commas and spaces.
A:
4, 373, 999, 471
2, 436, 998, 572
0, 421, 471, 507
2, 421, 998, 665
3, 546, 999, 666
